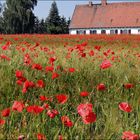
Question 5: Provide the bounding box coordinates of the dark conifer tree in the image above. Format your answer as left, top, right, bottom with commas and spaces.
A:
46, 1, 61, 34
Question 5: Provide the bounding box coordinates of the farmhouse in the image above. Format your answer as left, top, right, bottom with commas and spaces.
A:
69, 0, 140, 35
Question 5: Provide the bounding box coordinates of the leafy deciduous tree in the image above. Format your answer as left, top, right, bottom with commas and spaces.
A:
3, 0, 37, 34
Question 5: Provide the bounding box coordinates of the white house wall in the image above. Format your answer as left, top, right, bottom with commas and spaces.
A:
69, 28, 140, 35
86, 30, 90, 35
69, 30, 77, 35
131, 29, 139, 34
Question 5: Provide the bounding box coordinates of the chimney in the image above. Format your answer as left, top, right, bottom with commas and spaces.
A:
102, 0, 107, 6
89, 0, 93, 6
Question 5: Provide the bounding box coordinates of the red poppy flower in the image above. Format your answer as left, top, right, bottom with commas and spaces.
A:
94, 45, 101, 51
0, 119, 5, 125
42, 104, 49, 110
15, 70, 23, 79
32, 64, 42, 70
16, 80, 23, 86
89, 50, 94, 56
97, 83, 106, 91
12, 101, 24, 112
122, 131, 139, 140
22, 88, 27, 94
49, 57, 56, 65
47, 109, 59, 118
68, 68, 75, 73
36, 80, 45, 88
80, 91, 89, 97
119, 102, 132, 113
55, 94, 68, 104
1, 42, 10, 50
100, 60, 112, 69
37, 133, 46, 140
52, 72, 59, 80
18, 135, 25, 140
26, 105, 44, 114
61, 116, 73, 127
24, 53, 32, 66
58, 135, 63, 140
23, 80, 35, 93
82, 112, 96, 124
39, 96, 48, 102
77, 103, 93, 117
124, 83, 134, 89
1, 108, 10, 117
46, 66, 54, 72
0, 54, 11, 61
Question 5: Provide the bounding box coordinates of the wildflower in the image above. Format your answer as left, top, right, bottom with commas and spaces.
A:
61, 116, 73, 127
26, 105, 44, 114
89, 50, 94, 56
0, 54, 11, 61
1, 108, 10, 117
15, 70, 23, 79
123, 83, 134, 89
18, 135, 25, 140
55, 94, 68, 104
0, 119, 5, 125
122, 131, 139, 140
97, 83, 106, 91
39, 96, 48, 102
68, 68, 75, 73
58, 135, 63, 140
52, 72, 59, 80
100, 60, 112, 69
47, 109, 59, 118
119, 102, 132, 113
12, 101, 24, 112
36, 80, 45, 88
37, 133, 46, 140
32, 64, 42, 70
82, 112, 96, 124
77, 103, 93, 117
46, 66, 54, 72
80, 91, 89, 97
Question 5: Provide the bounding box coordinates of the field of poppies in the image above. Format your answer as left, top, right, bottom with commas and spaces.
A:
0, 34, 140, 140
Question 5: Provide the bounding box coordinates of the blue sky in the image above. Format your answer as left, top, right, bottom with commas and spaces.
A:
1, 0, 139, 20
33, 0, 139, 20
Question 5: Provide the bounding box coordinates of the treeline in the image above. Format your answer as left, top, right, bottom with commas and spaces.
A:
0, 0, 70, 34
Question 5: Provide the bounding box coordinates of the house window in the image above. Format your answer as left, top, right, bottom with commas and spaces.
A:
90, 30, 97, 34
76, 30, 86, 35
120, 30, 128, 34
76, 30, 80, 34
115, 30, 118, 34
123, 30, 128, 34
83, 30, 86, 34
110, 30, 115, 34
101, 30, 106, 34
128, 30, 131, 34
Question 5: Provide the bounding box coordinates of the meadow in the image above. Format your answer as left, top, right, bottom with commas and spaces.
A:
0, 34, 140, 140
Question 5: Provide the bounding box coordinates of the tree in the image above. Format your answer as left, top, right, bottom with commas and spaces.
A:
46, 1, 61, 34
60, 16, 71, 34
3, 0, 37, 34
34, 18, 47, 34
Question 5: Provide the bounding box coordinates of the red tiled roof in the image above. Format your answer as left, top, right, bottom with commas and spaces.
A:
69, 2, 140, 29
